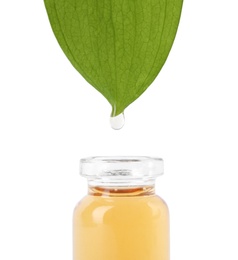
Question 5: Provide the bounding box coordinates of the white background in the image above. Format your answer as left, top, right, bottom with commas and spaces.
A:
0, 1, 238, 259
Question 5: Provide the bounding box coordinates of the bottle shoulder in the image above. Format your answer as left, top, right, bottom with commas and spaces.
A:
74, 194, 169, 221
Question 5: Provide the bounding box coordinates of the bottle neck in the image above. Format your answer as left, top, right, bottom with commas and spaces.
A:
88, 185, 156, 197
80, 156, 164, 197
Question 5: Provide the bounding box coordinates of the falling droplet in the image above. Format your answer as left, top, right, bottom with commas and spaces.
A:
110, 112, 125, 130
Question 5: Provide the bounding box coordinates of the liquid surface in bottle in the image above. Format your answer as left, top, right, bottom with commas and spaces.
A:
73, 186, 169, 260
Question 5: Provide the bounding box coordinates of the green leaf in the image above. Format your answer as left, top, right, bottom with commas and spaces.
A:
44, 0, 183, 116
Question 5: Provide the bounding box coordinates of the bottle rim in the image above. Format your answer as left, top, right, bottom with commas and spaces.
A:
80, 156, 163, 186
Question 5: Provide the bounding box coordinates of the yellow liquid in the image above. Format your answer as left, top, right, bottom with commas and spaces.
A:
73, 187, 169, 260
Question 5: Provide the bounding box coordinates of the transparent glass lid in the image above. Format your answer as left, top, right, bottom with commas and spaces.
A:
80, 156, 163, 186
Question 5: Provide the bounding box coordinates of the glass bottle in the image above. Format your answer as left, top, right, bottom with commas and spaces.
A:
73, 156, 169, 260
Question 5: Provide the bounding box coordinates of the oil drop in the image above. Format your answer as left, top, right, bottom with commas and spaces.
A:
110, 112, 125, 130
